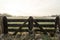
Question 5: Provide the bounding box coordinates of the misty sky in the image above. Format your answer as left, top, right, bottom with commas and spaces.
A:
0, 0, 60, 16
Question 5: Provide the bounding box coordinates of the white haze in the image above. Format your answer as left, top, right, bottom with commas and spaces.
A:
0, 0, 60, 16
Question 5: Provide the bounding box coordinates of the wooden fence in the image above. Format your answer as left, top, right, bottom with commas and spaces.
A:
0, 16, 60, 37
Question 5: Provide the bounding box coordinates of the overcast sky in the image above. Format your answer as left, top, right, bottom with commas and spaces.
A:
0, 0, 60, 16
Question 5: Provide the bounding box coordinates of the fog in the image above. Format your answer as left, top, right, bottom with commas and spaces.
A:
0, 0, 60, 16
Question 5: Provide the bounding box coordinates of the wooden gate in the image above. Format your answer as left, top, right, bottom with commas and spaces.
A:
1, 16, 60, 37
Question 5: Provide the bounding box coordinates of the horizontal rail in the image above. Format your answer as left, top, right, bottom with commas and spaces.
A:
8, 29, 55, 32
7, 19, 27, 22
7, 19, 55, 22
8, 24, 55, 27
7, 16, 56, 19
34, 19, 55, 22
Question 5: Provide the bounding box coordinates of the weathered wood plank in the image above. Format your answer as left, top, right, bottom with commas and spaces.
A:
7, 19, 55, 22
3, 16, 8, 34
8, 29, 55, 32
8, 24, 55, 27
7, 19, 27, 22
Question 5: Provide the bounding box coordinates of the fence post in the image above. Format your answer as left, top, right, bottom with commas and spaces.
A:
0, 16, 4, 35
58, 16, 60, 33
0, 16, 8, 35
54, 16, 59, 34
2, 16, 8, 35
57, 16, 60, 40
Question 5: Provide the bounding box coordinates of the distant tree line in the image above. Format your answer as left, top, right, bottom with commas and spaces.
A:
51, 15, 60, 17
0, 13, 12, 17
